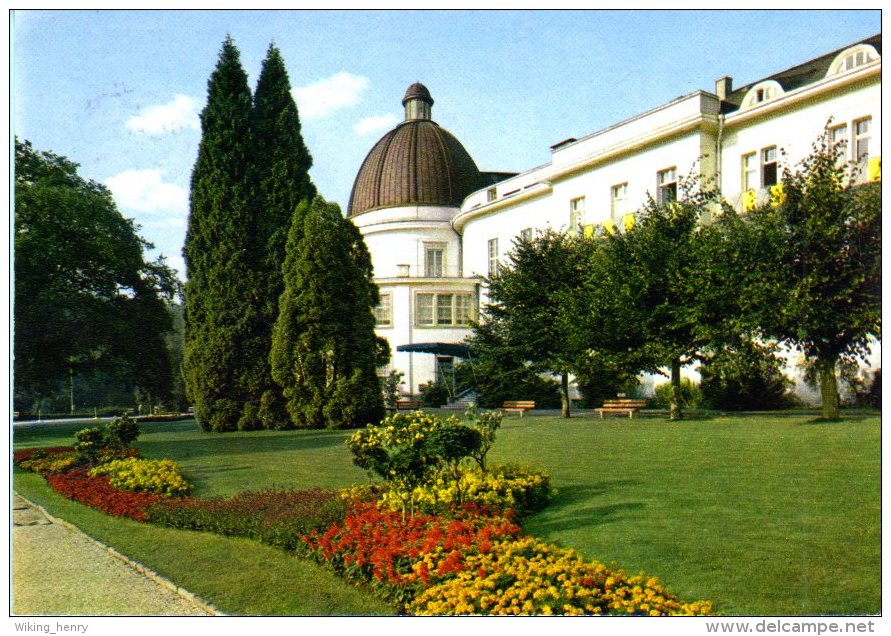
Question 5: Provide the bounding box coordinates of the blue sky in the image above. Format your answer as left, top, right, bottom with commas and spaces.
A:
12, 8, 881, 280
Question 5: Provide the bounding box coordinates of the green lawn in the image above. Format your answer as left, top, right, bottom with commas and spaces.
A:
13, 411, 880, 615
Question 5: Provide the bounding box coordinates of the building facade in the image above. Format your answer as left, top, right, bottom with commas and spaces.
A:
348, 36, 881, 399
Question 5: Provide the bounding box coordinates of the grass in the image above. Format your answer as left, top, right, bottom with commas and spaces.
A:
13, 411, 880, 616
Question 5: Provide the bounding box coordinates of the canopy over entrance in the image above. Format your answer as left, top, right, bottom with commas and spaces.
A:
396, 342, 471, 357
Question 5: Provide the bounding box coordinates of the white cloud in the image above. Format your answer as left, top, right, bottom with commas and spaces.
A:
126, 94, 200, 135
293, 72, 369, 119
105, 169, 188, 216
354, 114, 398, 136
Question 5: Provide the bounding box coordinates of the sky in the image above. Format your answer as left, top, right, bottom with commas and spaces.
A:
11, 8, 882, 281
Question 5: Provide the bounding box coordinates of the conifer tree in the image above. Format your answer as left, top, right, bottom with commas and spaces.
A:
270, 196, 384, 429
183, 36, 255, 432
245, 43, 316, 429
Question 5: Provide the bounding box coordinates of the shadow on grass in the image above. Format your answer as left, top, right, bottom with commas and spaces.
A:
525, 481, 645, 533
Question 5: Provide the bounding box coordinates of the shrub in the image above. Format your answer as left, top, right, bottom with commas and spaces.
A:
13, 446, 75, 464
375, 464, 553, 518
699, 341, 793, 410
409, 536, 713, 616
46, 467, 162, 521
89, 457, 192, 497
104, 415, 141, 447
418, 381, 450, 407
653, 378, 702, 409
73, 427, 106, 462
147, 488, 345, 551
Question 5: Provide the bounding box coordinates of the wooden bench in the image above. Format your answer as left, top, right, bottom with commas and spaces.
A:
395, 399, 422, 410
596, 399, 648, 419
500, 401, 536, 417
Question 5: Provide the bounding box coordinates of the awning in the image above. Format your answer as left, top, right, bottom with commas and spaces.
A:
396, 342, 472, 357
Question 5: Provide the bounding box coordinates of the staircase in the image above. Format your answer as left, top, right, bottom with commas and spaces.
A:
440, 389, 478, 411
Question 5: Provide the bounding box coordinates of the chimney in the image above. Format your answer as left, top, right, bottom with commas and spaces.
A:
715, 76, 733, 101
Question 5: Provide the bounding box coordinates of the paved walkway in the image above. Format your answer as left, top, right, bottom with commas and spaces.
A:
12, 493, 218, 616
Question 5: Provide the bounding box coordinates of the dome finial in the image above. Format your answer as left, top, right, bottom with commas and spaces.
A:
403, 82, 433, 121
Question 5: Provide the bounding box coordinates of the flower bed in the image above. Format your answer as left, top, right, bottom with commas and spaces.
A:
409, 536, 713, 616
147, 487, 345, 551
89, 457, 192, 497
300, 500, 521, 606
45, 467, 163, 522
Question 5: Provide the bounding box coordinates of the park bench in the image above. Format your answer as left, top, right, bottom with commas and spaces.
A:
395, 399, 422, 410
500, 400, 536, 417
596, 399, 648, 419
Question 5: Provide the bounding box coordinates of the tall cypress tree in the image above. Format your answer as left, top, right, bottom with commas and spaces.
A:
270, 196, 384, 429
246, 43, 316, 429
183, 36, 255, 432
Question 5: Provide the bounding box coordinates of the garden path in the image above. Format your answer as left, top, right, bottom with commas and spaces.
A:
12, 493, 217, 616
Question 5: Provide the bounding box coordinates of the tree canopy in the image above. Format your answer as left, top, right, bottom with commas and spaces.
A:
14, 138, 177, 411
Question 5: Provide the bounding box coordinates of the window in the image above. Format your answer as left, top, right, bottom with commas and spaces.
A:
761, 147, 778, 187
828, 45, 879, 77
742, 152, 757, 190
854, 117, 871, 163
373, 293, 392, 327
424, 244, 445, 277
487, 238, 499, 276
656, 167, 677, 205
610, 183, 628, 221
486, 187, 497, 202
829, 124, 848, 166
415, 292, 475, 327
520, 227, 534, 242
569, 197, 585, 231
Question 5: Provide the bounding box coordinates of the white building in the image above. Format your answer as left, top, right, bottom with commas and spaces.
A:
348, 35, 881, 400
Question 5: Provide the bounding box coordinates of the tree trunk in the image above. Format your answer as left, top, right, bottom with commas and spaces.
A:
818, 358, 840, 420
560, 372, 571, 418
69, 367, 75, 415
669, 358, 683, 421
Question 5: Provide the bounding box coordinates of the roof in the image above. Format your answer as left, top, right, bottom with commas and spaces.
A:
347, 84, 484, 217
722, 33, 881, 112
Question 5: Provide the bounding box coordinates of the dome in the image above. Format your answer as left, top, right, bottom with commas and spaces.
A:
347, 83, 484, 217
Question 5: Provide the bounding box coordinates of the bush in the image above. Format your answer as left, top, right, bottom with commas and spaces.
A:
104, 415, 141, 447
73, 427, 106, 462
699, 341, 793, 410
419, 381, 450, 407
89, 457, 192, 497
868, 369, 881, 409
375, 463, 553, 518
147, 488, 345, 551
653, 378, 702, 409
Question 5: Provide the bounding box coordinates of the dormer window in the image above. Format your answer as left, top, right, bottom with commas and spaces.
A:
827, 44, 879, 77
741, 80, 784, 109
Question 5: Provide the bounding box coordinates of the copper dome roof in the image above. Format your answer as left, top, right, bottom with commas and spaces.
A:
347, 83, 484, 217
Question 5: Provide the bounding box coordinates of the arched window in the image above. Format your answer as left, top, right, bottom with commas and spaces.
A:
741, 80, 785, 109
827, 44, 879, 77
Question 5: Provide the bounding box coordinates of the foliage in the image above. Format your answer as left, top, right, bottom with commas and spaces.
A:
182, 36, 256, 431
89, 457, 192, 497
568, 175, 735, 420
239, 43, 317, 427
418, 381, 450, 407
270, 196, 384, 429
409, 536, 713, 616
374, 464, 553, 518
382, 370, 405, 409
653, 378, 702, 410
104, 414, 141, 448
147, 488, 343, 551
462, 407, 501, 470
739, 130, 881, 419
45, 467, 163, 522
73, 427, 106, 463
13, 139, 177, 412
867, 369, 881, 409
476, 229, 594, 417
454, 353, 561, 410
300, 500, 521, 607
18, 450, 81, 475
699, 340, 793, 410
574, 369, 641, 409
